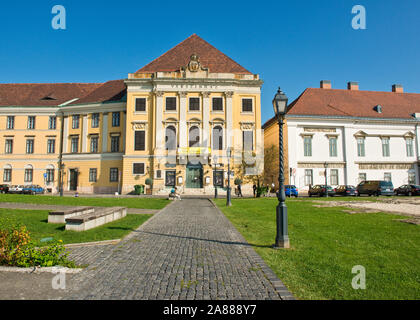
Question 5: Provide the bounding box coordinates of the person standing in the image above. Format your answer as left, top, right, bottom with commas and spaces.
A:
237, 183, 243, 197
252, 183, 257, 198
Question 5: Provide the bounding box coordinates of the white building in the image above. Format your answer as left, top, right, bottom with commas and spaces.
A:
286, 81, 420, 191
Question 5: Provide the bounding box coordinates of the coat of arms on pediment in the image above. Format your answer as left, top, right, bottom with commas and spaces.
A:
188, 54, 200, 72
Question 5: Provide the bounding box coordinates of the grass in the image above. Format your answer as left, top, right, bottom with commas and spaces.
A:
215, 197, 420, 300
0, 194, 168, 209
0, 208, 152, 246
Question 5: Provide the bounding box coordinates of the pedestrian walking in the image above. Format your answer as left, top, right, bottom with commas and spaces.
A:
237, 183, 243, 197
253, 183, 257, 198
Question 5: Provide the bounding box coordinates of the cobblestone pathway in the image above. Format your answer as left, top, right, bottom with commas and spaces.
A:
63, 199, 293, 300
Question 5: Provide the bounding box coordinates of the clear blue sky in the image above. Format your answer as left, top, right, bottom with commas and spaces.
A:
1, 0, 419, 123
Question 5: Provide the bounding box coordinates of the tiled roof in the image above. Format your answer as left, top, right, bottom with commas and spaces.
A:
69, 80, 126, 105
286, 88, 420, 120
136, 34, 252, 75
0, 83, 102, 107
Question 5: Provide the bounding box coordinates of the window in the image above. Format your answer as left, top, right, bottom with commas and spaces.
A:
133, 163, 145, 175
242, 99, 253, 112
48, 116, 56, 129
135, 98, 146, 112
26, 139, 34, 154
243, 131, 253, 151
382, 138, 390, 157
165, 170, 176, 187
156, 170, 162, 179
358, 173, 366, 183
27, 116, 35, 129
71, 137, 79, 153
189, 126, 200, 147
408, 172, 416, 184
212, 97, 223, 111
357, 138, 365, 157
90, 136, 99, 153
111, 136, 120, 152
24, 168, 33, 183
47, 139, 55, 154
166, 97, 177, 111
134, 131, 145, 151
384, 172, 392, 182
212, 126, 223, 150
213, 170, 224, 187
46, 169, 54, 183
109, 168, 119, 182
304, 136, 312, 157
5, 139, 13, 154
91, 113, 100, 128
89, 168, 97, 182
406, 138, 414, 157
112, 112, 120, 127
329, 137, 337, 157
6, 116, 14, 129
330, 169, 339, 185
189, 97, 200, 111
165, 126, 177, 150
3, 169, 11, 182
304, 169, 313, 186
72, 115, 80, 129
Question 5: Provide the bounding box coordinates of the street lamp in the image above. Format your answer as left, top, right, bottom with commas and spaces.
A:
226, 147, 233, 206
213, 155, 218, 199
272, 87, 290, 249
324, 162, 328, 198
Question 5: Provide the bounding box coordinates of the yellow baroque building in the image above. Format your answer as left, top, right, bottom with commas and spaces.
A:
0, 34, 264, 195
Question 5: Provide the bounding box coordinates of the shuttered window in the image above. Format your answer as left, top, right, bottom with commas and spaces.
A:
242, 99, 253, 112
134, 131, 145, 151
133, 163, 145, 174
166, 97, 177, 111
135, 98, 146, 112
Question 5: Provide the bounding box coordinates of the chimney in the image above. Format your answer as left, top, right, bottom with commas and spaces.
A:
320, 80, 331, 89
347, 82, 359, 91
392, 84, 403, 93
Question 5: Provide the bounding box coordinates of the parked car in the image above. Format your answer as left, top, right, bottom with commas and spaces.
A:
334, 185, 358, 196
356, 180, 394, 196
308, 185, 336, 197
0, 184, 9, 193
22, 185, 45, 195
285, 185, 299, 197
394, 184, 420, 196
8, 185, 24, 194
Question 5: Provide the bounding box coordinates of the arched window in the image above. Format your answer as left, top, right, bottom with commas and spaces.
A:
212, 126, 223, 150
24, 164, 33, 183
189, 126, 200, 148
165, 126, 177, 150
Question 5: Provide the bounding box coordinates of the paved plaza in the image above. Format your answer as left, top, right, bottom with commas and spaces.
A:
0, 199, 293, 300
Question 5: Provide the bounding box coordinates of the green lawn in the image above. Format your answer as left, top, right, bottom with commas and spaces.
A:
215, 197, 420, 300
0, 208, 152, 246
0, 194, 168, 209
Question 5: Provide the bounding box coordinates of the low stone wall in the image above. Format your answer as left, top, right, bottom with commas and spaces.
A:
48, 207, 95, 224
65, 207, 127, 232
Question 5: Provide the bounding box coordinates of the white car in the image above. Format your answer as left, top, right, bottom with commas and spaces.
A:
8, 185, 24, 194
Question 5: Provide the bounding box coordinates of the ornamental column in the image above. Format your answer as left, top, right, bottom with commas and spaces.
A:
179, 91, 188, 149
155, 91, 164, 151
102, 112, 108, 153
225, 91, 234, 150
202, 91, 210, 149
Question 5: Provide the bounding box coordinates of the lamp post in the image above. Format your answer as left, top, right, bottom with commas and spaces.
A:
213, 156, 218, 199
324, 162, 328, 198
226, 147, 232, 206
272, 87, 290, 249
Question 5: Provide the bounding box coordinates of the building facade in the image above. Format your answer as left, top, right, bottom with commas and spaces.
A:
264, 81, 420, 191
0, 35, 263, 195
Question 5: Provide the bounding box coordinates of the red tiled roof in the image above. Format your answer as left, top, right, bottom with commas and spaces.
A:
286, 88, 420, 120
136, 34, 252, 75
69, 80, 126, 105
0, 83, 102, 107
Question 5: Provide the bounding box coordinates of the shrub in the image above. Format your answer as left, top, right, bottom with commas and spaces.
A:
0, 224, 76, 268
145, 178, 153, 186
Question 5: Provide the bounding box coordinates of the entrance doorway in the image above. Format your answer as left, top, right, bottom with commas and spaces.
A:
69, 169, 78, 191
186, 162, 203, 188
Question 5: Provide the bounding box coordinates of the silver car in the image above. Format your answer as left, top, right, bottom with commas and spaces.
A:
8, 185, 24, 194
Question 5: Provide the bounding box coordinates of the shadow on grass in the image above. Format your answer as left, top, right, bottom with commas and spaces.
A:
132, 230, 272, 249
107, 227, 137, 231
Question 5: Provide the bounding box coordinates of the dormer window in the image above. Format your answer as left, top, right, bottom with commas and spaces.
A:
374, 105, 383, 113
